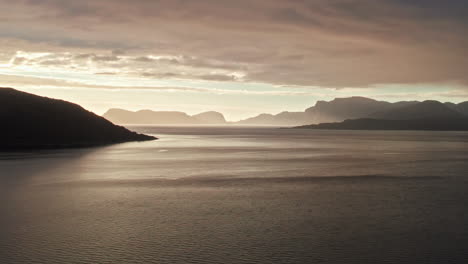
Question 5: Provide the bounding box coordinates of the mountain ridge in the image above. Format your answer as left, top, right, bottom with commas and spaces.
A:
103, 109, 228, 125
369, 100, 466, 120
294, 99, 468, 131
102, 97, 468, 126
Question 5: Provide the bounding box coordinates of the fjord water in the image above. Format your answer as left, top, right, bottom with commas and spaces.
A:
1, 127, 468, 264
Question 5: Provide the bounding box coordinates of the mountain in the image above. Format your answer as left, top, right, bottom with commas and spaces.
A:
446, 101, 468, 116
236, 97, 418, 126
103, 97, 468, 127
0, 88, 156, 149
295, 118, 468, 131
236, 112, 308, 126
457, 102, 468, 115
295, 101, 468, 131
305, 97, 392, 123
370, 100, 466, 120
103, 109, 227, 125
103, 109, 195, 124
192, 111, 226, 124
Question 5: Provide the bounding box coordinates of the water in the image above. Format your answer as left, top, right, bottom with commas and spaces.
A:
1, 126, 468, 264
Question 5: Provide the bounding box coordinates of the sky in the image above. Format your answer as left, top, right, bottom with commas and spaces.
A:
1, 0, 467, 121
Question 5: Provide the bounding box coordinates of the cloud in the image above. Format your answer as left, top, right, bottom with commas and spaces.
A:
0, 0, 467, 88
0, 73, 331, 97
5, 51, 247, 82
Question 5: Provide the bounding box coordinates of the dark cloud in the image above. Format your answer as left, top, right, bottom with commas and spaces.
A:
39, 59, 66, 66
91, 55, 120, 62
134, 56, 155, 63
140, 71, 242, 82
198, 74, 239, 82
1, 0, 467, 87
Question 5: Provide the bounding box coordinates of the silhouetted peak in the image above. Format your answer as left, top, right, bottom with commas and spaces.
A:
193, 111, 225, 117
309, 97, 384, 110
104, 108, 132, 114
103, 108, 226, 124
370, 100, 465, 120
257, 113, 275, 117
0, 87, 16, 92
303, 96, 391, 124
332, 96, 378, 103
420, 100, 444, 105
193, 111, 226, 124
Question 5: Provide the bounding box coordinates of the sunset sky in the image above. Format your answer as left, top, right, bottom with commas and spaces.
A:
1, 0, 467, 120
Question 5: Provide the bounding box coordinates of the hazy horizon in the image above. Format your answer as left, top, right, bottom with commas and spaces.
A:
102, 96, 468, 123
3, 88, 467, 122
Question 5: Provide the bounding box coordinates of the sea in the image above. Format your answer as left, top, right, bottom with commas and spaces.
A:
1, 126, 468, 264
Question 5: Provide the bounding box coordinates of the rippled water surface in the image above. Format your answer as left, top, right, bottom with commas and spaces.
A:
1, 127, 468, 263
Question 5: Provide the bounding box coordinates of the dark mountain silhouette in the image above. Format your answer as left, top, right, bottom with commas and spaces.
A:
458, 102, 468, 115
0, 88, 156, 149
236, 97, 418, 126
103, 97, 468, 127
369, 100, 466, 120
306, 97, 389, 122
103, 109, 227, 125
295, 118, 468, 131
295, 101, 468, 131
446, 101, 468, 116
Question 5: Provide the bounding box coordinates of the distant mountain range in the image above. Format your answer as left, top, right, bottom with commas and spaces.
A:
369, 100, 466, 120
296, 100, 468, 131
105, 97, 468, 127
3, 87, 467, 141
0, 88, 156, 149
103, 109, 226, 125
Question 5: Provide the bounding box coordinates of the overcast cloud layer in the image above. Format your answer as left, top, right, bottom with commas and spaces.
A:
1, 0, 468, 119
1, 0, 467, 88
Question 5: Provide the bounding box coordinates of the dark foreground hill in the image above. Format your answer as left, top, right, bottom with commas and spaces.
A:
0, 88, 156, 149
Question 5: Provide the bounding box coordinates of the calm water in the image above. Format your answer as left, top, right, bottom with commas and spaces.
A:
1, 126, 468, 264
